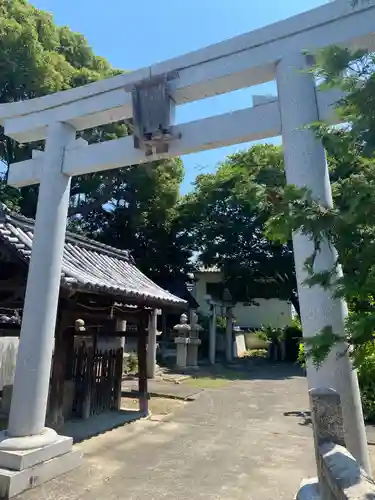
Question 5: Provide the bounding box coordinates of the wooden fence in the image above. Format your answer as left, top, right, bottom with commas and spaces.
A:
66, 346, 123, 418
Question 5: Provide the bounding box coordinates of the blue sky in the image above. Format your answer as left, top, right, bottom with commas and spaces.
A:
32, 0, 326, 193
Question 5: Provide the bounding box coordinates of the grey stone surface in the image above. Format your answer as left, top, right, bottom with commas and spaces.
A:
0, 449, 82, 499
297, 478, 320, 500
320, 442, 375, 500
309, 388, 345, 500
0, 435, 72, 471
310, 388, 345, 447
62, 410, 144, 443
15, 364, 317, 500
122, 379, 203, 400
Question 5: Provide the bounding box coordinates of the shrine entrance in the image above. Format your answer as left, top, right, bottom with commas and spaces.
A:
0, 1, 374, 496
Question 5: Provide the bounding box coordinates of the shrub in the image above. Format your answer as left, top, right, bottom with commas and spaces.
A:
253, 329, 267, 342
254, 324, 302, 362
259, 325, 284, 343
291, 316, 302, 330
356, 342, 375, 422
216, 315, 227, 330
296, 339, 375, 422
297, 342, 306, 368
125, 353, 138, 374
245, 349, 268, 359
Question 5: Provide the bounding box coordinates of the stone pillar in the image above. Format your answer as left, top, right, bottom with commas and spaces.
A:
7, 122, 76, 443
0, 122, 81, 498
147, 309, 160, 378
187, 311, 202, 368
225, 307, 233, 363
175, 338, 189, 368
276, 52, 370, 474
208, 303, 217, 365
309, 387, 345, 500
174, 313, 190, 369
187, 339, 201, 368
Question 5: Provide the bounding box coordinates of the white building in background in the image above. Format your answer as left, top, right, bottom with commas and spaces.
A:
193, 267, 293, 330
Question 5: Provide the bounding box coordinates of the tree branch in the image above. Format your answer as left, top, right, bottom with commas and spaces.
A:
68, 181, 118, 218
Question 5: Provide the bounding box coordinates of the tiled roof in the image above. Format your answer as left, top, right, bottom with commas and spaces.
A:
0, 206, 187, 308
156, 278, 200, 309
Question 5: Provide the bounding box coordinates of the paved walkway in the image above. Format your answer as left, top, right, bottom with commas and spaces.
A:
19, 364, 317, 500
122, 378, 204, 401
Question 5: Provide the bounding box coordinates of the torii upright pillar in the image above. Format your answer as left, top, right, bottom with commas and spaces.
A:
276, 51, 370, 474
0, 122, 82, 498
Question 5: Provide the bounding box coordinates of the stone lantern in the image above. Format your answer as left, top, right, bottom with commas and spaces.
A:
187, 311, 202, 368
174, 313, 191, 369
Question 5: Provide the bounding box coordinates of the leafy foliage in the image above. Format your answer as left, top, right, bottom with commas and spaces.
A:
178, 144, 299, 311
259, 325, 284, 343
266, 46, 375, 365
297, 342, 306, 369
89, 159, 194, 281
297, 340, 375, 421
0, 0, 192, 282
0, 0, 122, 213
356, 342, 375, 421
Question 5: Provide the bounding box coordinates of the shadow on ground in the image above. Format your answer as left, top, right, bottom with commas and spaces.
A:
283, 410, 312, 426
283, 408, 375, 446
62, 409, 144, 444
177, 359, 305, 383
16, 361, 316, 500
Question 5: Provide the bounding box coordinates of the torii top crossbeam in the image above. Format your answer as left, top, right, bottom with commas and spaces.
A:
2, 0, 375, 189
0, 0, 374, 145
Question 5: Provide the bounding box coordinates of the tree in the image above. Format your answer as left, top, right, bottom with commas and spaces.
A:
178, 144, 300, 313
0, 0, 122, 214
75, 158, 194, 282
0, 0, 193, 282
265, 46, 375, 364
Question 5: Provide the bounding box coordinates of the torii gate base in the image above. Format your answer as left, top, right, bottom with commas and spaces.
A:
0, 123, 82, 499
0, 0, 373, 496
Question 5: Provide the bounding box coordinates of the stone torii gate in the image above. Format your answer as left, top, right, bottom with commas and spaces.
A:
0, 0, 374, 496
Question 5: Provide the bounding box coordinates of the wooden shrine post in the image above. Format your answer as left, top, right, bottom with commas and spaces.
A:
137, 312, 149, 415
48, 306, 71, 429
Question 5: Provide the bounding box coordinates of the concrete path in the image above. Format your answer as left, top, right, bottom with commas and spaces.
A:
122, 379, 204, 401
18, 364, 317, 500
61, 410, 144, 443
